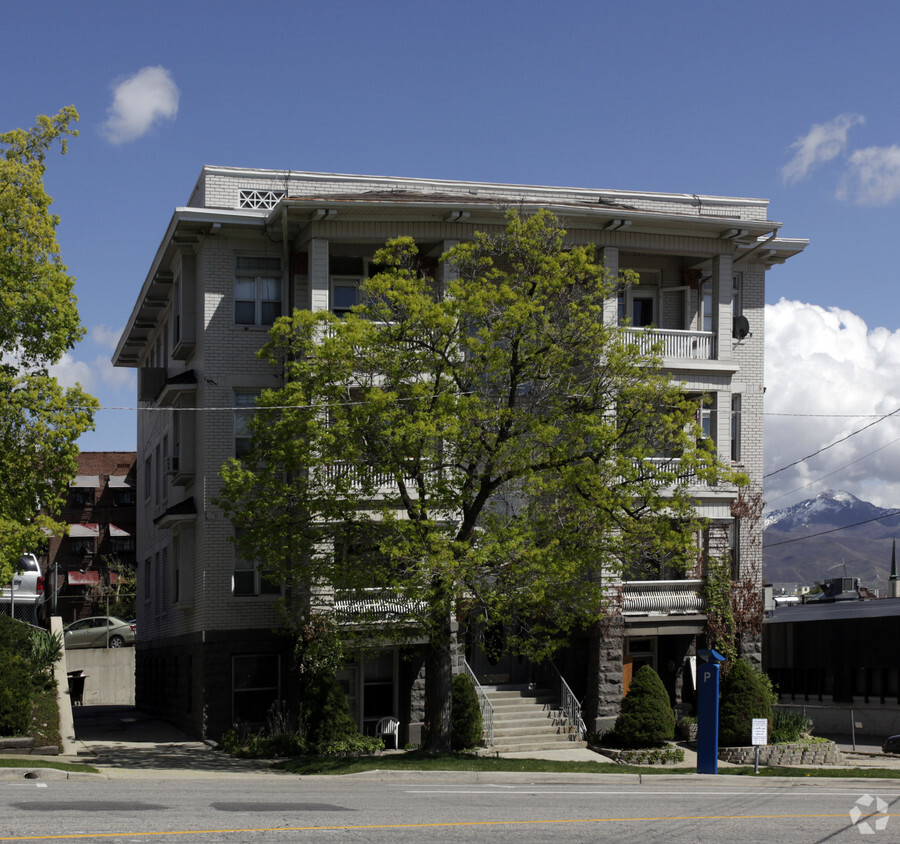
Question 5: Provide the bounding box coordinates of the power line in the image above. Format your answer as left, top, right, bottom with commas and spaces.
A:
763, 510, 900, 548
764, 406, 900, 479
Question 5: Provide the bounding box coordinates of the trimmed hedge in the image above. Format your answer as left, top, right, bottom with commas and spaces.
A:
718, 659, 773, 746
613, 665, 674, 748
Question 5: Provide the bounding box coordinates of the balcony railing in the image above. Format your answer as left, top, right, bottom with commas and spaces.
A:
622, 328, 715, 360
622, 579, 706, 616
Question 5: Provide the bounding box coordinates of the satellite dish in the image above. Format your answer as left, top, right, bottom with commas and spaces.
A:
733, 315, 751, 340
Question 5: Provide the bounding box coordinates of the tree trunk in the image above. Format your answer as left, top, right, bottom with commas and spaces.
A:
424, 591, 453, 751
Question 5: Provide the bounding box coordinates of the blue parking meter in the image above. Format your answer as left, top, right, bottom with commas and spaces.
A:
696, 648, 725, 775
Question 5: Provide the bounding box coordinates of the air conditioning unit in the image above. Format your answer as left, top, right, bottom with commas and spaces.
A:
165, 456, 179, 474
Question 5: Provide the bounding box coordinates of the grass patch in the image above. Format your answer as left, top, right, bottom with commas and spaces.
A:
276, 751, 696, 776
275, 750, 900, 779
0, 758, 99, 774
718, 765, 900, 778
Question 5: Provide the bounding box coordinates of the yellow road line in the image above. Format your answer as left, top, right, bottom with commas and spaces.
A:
0, 812, 890, 840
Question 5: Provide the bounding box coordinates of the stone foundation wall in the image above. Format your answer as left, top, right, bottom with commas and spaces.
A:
718, 741, 843, 766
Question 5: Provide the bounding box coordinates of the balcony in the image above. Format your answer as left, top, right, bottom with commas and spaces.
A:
622, 579, 706, 616
622, 328, 715, 360
332, 588, 426, 624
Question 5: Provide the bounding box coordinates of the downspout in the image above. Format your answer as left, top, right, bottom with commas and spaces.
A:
733, 224, 782, 265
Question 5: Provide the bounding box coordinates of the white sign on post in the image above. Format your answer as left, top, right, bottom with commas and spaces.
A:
751, 718, 768, 746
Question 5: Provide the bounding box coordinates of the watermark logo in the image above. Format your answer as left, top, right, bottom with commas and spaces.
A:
849, 794, 890, 835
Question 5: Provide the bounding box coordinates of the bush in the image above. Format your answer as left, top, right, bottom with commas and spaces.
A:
304, 674, 362, 753
0, 654, 33, 736
718, 659, 774, 746
612, 665, 674, 748
770, 709, 812, 744
451, 673, 483, 750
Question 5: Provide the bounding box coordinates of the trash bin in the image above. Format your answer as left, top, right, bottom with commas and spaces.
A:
67, 670, 87, 706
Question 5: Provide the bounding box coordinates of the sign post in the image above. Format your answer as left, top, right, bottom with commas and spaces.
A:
751, 718, 768, 774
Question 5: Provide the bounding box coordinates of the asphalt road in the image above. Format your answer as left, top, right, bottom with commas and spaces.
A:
4, 774, 900, 842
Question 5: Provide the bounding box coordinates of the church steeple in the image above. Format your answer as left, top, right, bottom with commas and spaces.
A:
890, 539, 900, 598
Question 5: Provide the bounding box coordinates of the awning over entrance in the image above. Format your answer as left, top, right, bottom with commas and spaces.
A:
107, 475, 134, 488
66, 570, 99, 586
70, 476, 100, 488
69, 523, 100, 538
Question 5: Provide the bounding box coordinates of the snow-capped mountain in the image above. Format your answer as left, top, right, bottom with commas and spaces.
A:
763, 490, 894, 532
763, 490, 900, 590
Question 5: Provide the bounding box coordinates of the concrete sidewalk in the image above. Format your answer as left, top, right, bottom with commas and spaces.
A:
9, 704, 900, 780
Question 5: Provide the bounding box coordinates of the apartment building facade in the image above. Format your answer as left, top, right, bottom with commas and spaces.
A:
114, 166, 806, 739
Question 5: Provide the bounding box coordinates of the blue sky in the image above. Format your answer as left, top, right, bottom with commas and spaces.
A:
6, 1, 900, 509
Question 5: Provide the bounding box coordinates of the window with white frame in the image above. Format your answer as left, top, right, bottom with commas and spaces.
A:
700, 273, 742, 330
234, 256, 282, 326
331, 277, 361, 318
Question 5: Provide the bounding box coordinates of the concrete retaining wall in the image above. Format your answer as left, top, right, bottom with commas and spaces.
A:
775, 703, 900, 740
64, 647, 135, 706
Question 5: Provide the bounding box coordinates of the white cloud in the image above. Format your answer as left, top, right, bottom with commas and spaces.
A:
49, 352, 134, 394
92, 324, 124, 350
781, 113, 865, 185
765, 299, 900, 509
101, 66, 179, 144
836, 145, 900, 205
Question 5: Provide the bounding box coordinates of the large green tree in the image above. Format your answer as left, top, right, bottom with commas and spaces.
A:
219, 210, 739, 750
0, 107, 97, 584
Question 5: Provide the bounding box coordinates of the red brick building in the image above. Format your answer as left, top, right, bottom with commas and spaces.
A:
45, 452, 137, 623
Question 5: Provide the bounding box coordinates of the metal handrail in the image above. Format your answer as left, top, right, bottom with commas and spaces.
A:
461, 658, 494, 746
548, 663, 586, 740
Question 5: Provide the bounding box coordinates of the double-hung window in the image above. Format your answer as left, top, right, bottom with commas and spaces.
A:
234, 256, 282, 326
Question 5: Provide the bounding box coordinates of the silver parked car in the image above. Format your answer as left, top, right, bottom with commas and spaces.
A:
63, 616, 136, 649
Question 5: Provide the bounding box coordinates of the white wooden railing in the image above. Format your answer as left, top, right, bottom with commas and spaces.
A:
622, 328, 716, 360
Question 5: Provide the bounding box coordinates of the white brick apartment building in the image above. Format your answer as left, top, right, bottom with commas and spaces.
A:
114, 166, 806, 740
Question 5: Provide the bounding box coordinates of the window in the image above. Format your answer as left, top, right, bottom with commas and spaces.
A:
234, 392, 258, 457
331, 278, 361, 318
113, 488, 135, 507
111, 536, 135, 554
143, 557, 151, 603
144, 457, 152, 500
173, 533, 181, 604
731, 394, 741, 462
69, 537, 94, 558
618, 271, 659, 328
154, 443, 161, 504
232, 654, 280, 726
69, 488, 94, 508
700, 273, 742, 330
233, 529, 280, 597
234, 256, 282, 325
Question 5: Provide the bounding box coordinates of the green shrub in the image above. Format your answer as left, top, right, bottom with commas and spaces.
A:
0, 613, 32, 654
612, 665, 675, 748
0, 654, 33, 736
451, 673, 483, 750
718, 660, 774, 746
770, 709, 812, 744
304, 674, 362, 753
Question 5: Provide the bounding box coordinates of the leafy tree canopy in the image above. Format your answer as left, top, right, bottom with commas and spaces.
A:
0, 107, 97, 583
219, 209, 743, 750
